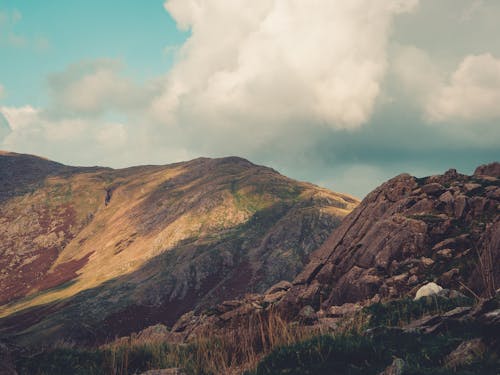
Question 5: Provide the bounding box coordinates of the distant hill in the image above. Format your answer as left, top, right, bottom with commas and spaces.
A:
0, 151, 358, 345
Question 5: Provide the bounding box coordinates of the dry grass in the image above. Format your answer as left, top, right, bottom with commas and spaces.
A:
100, 309, 326, 374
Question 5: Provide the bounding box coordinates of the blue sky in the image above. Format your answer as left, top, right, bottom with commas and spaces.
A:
1, 1, 499, 197
0, 0, 187, 106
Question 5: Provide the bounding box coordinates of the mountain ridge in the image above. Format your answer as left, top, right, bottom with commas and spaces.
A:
0, 151, 358, 345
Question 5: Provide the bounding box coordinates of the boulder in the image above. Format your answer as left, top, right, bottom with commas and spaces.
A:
327, 303, 362, 318
265, 280, 292, 295
378, 358, 405, 375
464, 183, 482, 193
474, 162, 500, 178
299, 305, 317, 324
414, 282, 443, 300
421, 183, 445, 195
444, 338, 485, 369
140, 369, 185, 375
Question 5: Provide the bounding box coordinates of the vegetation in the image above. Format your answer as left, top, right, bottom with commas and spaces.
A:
363, 295, 474, 328
15, 295, 497, 375
247, 330, 498, 375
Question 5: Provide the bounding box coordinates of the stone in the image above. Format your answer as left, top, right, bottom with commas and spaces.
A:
454, 195, 468, 218
443, 306, 472, 319
264, 280, 292, 295
327, 303, 362, 318
444, 339, 485, 369
474, 162, 500, 178
464, 183, 482, 193
403, 314, 442, 333
299, 305, 317, 324
140, 369, 186, 375
438, 191, 454, 204
378, 358, 405, 375
436, 248, 453, 259
414, 282, 443, 300
447, 289, 468, 299
408, 275, 419, 286
422, 183, 445, 195
420, 257, 434, 267
263, 290, 287, 304
439, 269, 459, 286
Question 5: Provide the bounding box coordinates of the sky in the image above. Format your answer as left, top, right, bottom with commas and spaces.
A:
0, 0, 499, 198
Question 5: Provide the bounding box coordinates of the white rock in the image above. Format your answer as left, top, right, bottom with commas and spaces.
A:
414, 282, 443, 300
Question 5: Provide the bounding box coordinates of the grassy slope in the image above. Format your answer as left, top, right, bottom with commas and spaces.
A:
0, 153, 358, 345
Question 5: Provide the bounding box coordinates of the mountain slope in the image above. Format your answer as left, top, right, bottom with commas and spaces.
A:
0, 151, 358, 345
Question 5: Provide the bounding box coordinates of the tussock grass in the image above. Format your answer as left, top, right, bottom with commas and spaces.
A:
15, 296, 493, 375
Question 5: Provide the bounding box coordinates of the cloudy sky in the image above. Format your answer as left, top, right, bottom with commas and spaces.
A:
1, 0, 499, 197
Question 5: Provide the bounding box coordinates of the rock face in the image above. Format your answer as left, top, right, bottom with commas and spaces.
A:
0, 152, 358, 346
280, 164, 500, 316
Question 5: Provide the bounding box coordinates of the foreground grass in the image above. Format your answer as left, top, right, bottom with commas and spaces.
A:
15, 296, 497, 375
247, 331, 499, 375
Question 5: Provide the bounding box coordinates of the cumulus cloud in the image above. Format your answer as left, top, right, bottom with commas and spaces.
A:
392, 45, 442, 101
46, 59, 157, 117
393, 47, 500, 123
152, 0, 419, 134
426, 53, 500, 122
0, 105, 132, 164
5, 0, 499, 197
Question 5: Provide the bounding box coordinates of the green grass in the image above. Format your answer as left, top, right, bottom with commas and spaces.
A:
363, 296, 474, 328
11, 290, 495, 375
247, 330, 498, 375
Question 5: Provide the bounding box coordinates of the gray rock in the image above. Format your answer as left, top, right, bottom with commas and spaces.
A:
414, 282, 443, 300
444, 339, 485, 369
299, 305, 317, 324
422, 183, 445, 195
140, 369, 185, 375
378, 358, 405, 375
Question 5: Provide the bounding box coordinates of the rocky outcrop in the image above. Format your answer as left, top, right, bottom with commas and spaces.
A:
280, 164, 500, 316
474, 162, 500, 178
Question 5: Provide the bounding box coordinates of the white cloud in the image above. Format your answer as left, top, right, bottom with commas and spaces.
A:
153, 0, 419, 135
47, 60, 156, 117
392, 45, 442, 101
96, 122, 128, 147
393, 47, 500, 123
426, 53, 500, 122
0, 105, 130, 163
0, 84, 5, 100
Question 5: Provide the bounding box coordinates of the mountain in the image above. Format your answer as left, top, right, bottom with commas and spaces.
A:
160, 162, 499, 343
1, 159, 498, 375
0, 151, 358, 345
